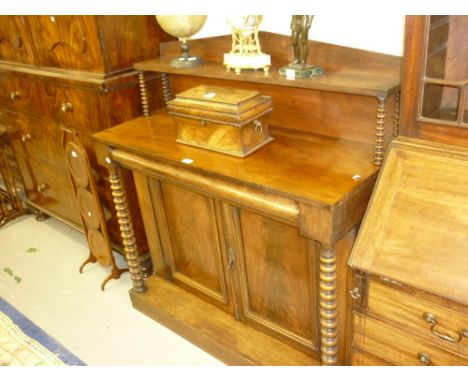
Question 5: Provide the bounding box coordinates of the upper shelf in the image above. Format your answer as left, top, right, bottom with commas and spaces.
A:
134, 32, 401, 98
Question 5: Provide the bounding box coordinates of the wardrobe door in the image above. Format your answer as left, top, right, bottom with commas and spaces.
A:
27, 16, 105, 72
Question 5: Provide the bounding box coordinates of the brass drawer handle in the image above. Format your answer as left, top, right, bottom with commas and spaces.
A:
10, 90, 21, 100
21, 133, 32, 143
349, 287, 361, 300
423, 312, 466, 343
253, 120, 263, 135
417, 352, 431, 366
37, 183, 49, 193
61, 102, 73, 113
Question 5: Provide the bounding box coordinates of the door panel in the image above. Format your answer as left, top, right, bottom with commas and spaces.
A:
0, 16, 35, 65
157, 181, 234, 313
235, 208, 319, 353
27, 16, 104, 72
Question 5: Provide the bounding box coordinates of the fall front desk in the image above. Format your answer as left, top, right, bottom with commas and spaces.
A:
92, 107, 379, 366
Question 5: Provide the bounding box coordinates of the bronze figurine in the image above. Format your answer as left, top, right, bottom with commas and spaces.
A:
291, 15, 314, 67
279, 15, 324, 79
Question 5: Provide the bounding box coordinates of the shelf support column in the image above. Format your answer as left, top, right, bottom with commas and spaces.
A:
393, 91, 401, 137
108, 159, 147, 293
138, 70, 150, 117
161, 72, 173, 105
319, 244, 339, 366
374, 95, 387, 166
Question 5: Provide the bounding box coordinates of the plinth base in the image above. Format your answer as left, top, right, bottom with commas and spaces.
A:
279, 65, 324, 79
224, 53, 271, 74
130, 276, 321, 365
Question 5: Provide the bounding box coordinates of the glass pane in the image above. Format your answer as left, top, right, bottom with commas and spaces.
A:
422, 84, 459, 122
425, 16, 468, 81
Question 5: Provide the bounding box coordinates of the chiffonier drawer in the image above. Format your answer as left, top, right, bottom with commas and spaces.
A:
42, 81, 107, 132
0, 73, 51, 118
366, 280, 468, 357
353, 312, 468, 365
4, 111, 66, 166
17, 156, 81, 225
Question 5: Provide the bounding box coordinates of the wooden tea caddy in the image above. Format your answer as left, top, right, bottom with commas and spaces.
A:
167, 85, 273, 157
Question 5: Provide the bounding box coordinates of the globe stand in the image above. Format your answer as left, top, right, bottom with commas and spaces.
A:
170, 38, 203, 68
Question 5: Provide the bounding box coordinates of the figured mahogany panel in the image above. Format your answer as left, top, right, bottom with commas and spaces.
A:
0, 16, 35, 65
235, 209, 318, 353
27, 16, 105, 72
95, 16, 172, 73
157, 182, 233, 312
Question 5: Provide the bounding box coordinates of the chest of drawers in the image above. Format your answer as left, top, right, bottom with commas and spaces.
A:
0, 16, 172, 257
348, 137, 468, 366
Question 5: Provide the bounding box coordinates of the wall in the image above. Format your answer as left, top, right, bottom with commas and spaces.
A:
193, 15, 406, 57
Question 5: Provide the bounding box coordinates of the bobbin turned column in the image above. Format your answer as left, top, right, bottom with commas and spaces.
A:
319, 244, 338, 366
137, 71, 150, 117
96, 143, 147, 293
374, 95, 387, 166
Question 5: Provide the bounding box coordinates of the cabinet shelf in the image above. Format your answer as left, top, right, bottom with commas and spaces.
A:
135, 56, 399, 98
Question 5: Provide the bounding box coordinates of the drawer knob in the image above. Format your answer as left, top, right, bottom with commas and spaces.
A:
37, 183, 49, 193
10, 90, 21, 100
417, 352, 431, 366
61, 102, 73, 113
423, 312, 464, 343
21, 133, 32, 143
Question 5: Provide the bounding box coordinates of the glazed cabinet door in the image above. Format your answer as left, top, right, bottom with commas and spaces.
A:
222, 204, 320, 356
27, 16, 105, 72
0, 16, 35, 65
149, 180, 236, 314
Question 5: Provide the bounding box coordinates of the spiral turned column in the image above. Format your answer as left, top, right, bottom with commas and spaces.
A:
319, 244, 338, 366
108, 167, 146, 293
161, 72, 173, 105
138, 71, 150, 117
374, 95, 387, 166
393, 91, 401, 137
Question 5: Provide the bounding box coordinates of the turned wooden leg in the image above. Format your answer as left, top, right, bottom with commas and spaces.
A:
161, 72, 173, 105
374, 95, 387, 166
393, 91, 401, 138
108, 166, 147, 293
319, 244, 338, 366
138, 71, 150, 117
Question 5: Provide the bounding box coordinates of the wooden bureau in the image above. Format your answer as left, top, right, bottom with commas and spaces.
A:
347, 15, 468, 366
0, 16, 172, 260
92, 33, 401, 365
348, 137, 468, 366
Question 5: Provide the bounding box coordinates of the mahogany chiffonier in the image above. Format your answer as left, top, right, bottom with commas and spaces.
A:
0, 16, 172, 263
93, 33, 401, 365
348, 16, 468, 366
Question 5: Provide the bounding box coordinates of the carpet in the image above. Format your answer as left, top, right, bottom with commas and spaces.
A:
0, 297, 85, 366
